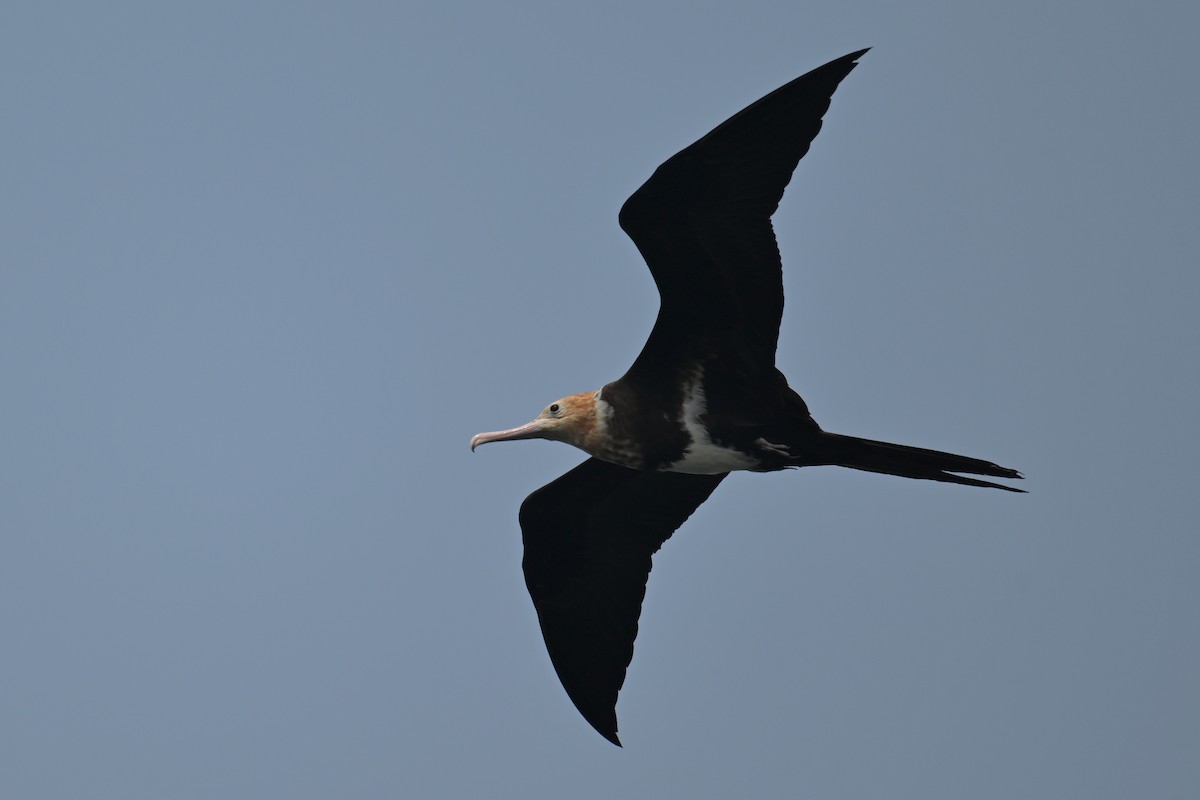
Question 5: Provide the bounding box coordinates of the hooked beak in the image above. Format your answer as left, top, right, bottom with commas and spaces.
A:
470, 418, 553, 451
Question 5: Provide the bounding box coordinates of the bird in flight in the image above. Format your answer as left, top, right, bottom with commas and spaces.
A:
471, 49, 1023, 746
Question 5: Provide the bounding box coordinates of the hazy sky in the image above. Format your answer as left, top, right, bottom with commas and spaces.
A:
3, 2, 1197, 798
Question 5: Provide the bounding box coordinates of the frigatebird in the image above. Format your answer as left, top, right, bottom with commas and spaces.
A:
471, 49, 1022, 746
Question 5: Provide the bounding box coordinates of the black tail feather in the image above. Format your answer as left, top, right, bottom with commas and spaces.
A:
807, 432, 1025, 493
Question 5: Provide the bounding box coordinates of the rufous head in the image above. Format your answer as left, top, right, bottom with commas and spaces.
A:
470, 391, 601, 454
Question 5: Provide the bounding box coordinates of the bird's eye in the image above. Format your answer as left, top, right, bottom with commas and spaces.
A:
549, 403, 561, 415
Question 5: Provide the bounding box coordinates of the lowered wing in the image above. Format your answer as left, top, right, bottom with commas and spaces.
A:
520, 457, 726, 745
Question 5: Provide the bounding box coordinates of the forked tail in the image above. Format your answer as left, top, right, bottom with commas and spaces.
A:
808, 432, 1025, 492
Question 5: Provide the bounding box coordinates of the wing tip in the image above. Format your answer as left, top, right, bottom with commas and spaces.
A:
581, 706, 623, 746
838, 47, 872, 73
579, 704, 622, 745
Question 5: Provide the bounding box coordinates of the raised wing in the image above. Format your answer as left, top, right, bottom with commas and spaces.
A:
618, 49, 868, 388
519, 458, 726, 745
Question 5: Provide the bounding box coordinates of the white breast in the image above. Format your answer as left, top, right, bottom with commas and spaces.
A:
663, 376, 757, 475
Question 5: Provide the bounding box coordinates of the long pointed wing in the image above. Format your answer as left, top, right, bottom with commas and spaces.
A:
519, 458, 726, 745
618, 49, 868, 388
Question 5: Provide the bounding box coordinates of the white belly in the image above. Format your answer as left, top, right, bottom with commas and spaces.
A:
666, 438, 757, 474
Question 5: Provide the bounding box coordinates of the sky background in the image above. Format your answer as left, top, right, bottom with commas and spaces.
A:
3, 2, 1198, 798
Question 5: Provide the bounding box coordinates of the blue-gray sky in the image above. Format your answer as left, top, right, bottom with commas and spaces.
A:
3, 2, 1197, 798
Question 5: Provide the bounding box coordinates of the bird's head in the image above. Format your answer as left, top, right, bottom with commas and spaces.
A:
470, 391, 602, 454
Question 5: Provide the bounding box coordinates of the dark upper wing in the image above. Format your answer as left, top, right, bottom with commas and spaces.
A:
520, 457, 726, 746
618, 49, 868, 387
